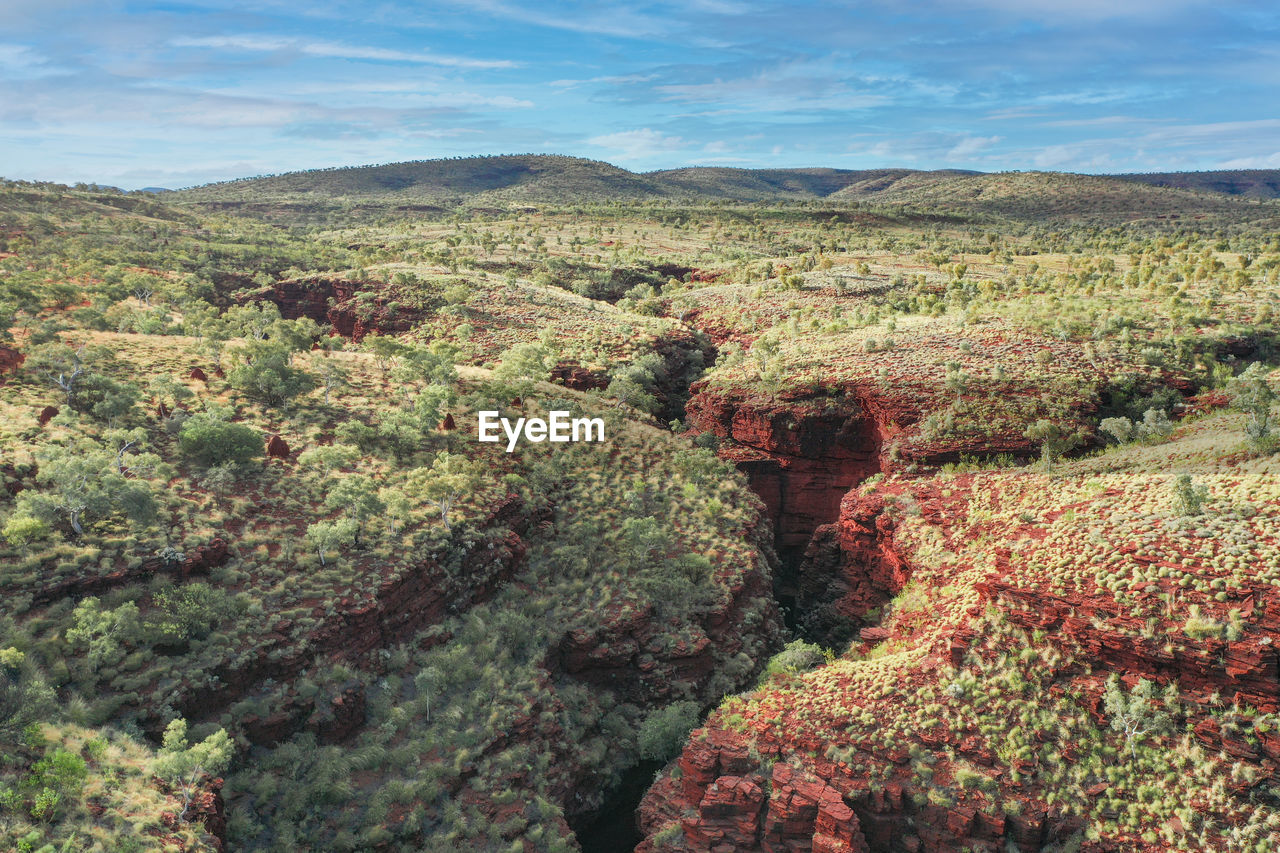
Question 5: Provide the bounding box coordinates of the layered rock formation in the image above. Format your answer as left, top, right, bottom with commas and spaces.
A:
172, 497, 544, 742
250, 277, 422, 341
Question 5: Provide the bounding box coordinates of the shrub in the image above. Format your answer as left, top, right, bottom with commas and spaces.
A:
764, 639, 828, 680
638, 701, 701, 762
1100, 416, 1134, 444
2, 515, 49, 551
146, 583, 230, 645
178, 415, 262, 467
1229, 363, 1277, 446
1135, 408, 1173, 442
227, 343, 315, 405
1171, 473, 1208, 516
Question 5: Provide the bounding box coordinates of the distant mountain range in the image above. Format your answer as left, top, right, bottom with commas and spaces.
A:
1116, 170, 1280, 199
165, 155, 1280, 222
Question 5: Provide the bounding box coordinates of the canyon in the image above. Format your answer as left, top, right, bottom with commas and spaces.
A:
636, 379, 1280, 851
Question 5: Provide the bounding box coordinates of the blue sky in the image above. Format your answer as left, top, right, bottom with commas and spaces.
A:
1, 0, 1278, 188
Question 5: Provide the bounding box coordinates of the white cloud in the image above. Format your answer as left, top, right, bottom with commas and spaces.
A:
171, 35, 516, 70
586, 128, 688, 158
0, 43, 67, 78
947, 135, 1002, 158
548, 73, 657, 90
1219, 152, 1280, 169
928, 0, 1224, 21
439, 0, 672, 38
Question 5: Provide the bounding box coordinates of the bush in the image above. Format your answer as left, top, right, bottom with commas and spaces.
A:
146, 583, 231, 645
1099, 416, 1134, 444
763, 639, 828, 680
637, 701, 700, 762
178, 415, 262, 467
1229, 363, 1277, 445
227, 343, 315, 405
1171, 473, 1208, 516
2, 515, 49, 551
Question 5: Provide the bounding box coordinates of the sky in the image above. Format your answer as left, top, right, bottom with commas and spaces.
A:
1, 0, 1278, 189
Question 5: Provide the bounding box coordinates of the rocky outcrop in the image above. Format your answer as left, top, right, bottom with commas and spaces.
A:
236, 680, 366, 747
638, 726, 1070, 853
31, 539, 230, 607
795, 490, 911, 647
551, 361, 609, 391
0, 345, 24, 383
551, 513, 783, 705
687, 390, 883, 559
187, 776, 227, 852
975, 577, 1280, 712
248, 277, 424, 342
175, 497, 546, 731
659, 762, 870, 853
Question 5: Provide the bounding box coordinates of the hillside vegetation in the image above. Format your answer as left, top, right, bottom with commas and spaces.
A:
169, 156, 1280, 228
1120, 169, 1280, 199
3, 167, 1280, 851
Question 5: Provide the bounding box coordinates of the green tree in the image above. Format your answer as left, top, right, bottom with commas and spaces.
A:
1229, 362, 1277, 445
154, 719, 233, 820
146, 583, 229, 646
379, 486, 412, 534
148, 374, 194, 414
362, 334, 407, 374
227, 341, 315, 405
18, 444, 155, 535
2, 514, 49, 553
80, 373, 142, 425
31, 748, 88, 799
637, 701, 700, 762
267, 316, 321, 362
1103, 675, 1173, 758
1135, 407, 1174, 442
24, 342, 91, 404
1099, 416, 1134, 444
491, 342, 552, 404
1023, 419, 1084, 471
123, 271, 166, 306
105, 426, 161, 477
411, 385, 455, 429
376, 408, 426, 460
306, 518, 357, 566
408, 451, 483, 530
66, 597, 140, 671
316, 359, 350, 405
222, 300, 281, 340
392, 342, 459, 392
178, 414, 262, 467
1171, 473, 1209, 516
606, 353, 664, 415
324, 475, 384, 547
0, 650, 56, 740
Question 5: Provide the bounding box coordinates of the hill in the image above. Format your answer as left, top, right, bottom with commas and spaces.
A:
173, 154, 673, 205
1119, 169, 1280, 199
645, 167, 975, 200
829, 169, 1277, 223
169, 157, 1280, 227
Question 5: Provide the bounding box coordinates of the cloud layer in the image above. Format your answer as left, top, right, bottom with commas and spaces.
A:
2, 1, 1276, 187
